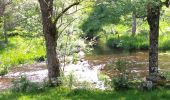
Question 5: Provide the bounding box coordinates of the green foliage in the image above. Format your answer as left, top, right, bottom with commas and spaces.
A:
0, 65, 8, 75
111, 59, 129, 90
105, 31, 170, 50
4, 0, 42, 37
1, 87, 170, 100
106, 33, 149, 50
81, 0, 132, 39
0, 36, 46, 69
59, 72, 77, 89
12, 75, 45, 93
112, 75, 129, 90
98, 73, 111, 88
115, 59, 127, 72
162, 71, 170, 80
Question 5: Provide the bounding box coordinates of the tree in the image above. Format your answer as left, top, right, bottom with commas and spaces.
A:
0, 0, 6, 16
38, 0, 80, 86
131, 11, 136, 37
130, 0, 148, 37
147, 0, 169, 75
81, 0, 132, 40
0, 0, 10, 43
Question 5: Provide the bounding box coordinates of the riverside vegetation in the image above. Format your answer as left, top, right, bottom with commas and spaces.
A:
1, 0, 170, 100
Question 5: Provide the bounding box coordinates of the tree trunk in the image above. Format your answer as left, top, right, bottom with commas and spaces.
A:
45, 25, 60, 85
3, 17, 8, 43
38, 0, 60, 86
0, 1, 5, 17
147, 4, 160, 75
131, 12, 136, 37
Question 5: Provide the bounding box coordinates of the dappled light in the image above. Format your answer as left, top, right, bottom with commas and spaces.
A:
0, 0, 170, 99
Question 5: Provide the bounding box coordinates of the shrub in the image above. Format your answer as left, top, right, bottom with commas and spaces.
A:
98, 73, 111, 89
0, 65, 8, 76
111, 59, 129, 90
112, 75, 129, 90
59, 72, 77, 89
162, 71, 170, 81
12, 75, 45, 93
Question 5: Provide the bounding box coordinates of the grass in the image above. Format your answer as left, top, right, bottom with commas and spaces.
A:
0, 36, 46, 74
104, 31, 170, 51
106, 33, 149, 50
90, 17, 170, 51
1, 87, 170, 100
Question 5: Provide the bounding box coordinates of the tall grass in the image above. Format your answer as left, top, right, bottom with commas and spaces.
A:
105, 32, 170, 50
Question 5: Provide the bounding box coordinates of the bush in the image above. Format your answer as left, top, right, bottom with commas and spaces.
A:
111, 59, 129, 90
112, 76, 129, 90
12, 75, 45, 93
0, 65, 8, 76
162, 71, 170, 81
98, 73, 111, 89
59, 72, 77, 89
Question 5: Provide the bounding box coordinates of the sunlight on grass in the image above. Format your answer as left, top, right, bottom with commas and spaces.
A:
0, 36, 46, 70
1, 87, 170, 100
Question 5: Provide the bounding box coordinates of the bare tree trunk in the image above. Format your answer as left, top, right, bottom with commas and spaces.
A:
147, 4, 160, 75
131, 12, 136, 37
38, 0, 60, 86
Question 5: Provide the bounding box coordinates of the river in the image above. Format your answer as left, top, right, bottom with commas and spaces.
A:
1, 50, 170, 90
85, 50, 170, 79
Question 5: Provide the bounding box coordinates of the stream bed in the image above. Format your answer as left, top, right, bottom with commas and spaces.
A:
85, 50, 170, 78
1, 50, 170, 90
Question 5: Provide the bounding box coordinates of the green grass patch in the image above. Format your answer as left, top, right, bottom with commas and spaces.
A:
0, 36, 46, 72
105, 32, 170, 50
1, 87, 170, 100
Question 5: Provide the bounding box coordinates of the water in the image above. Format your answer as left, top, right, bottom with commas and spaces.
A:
1, 50, 170, 90
0, 61, 105, 90
85, 50, 170, 78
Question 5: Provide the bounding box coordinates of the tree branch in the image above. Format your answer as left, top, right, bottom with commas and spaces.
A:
53, 2, 80, 25
58, 18, 77, 38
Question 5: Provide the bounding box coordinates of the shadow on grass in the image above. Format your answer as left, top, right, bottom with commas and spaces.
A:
1, 87, 170, 100
0, 40, 16, 54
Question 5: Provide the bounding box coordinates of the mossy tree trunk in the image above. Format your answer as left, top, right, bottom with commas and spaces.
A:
147, 2, 160, 75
